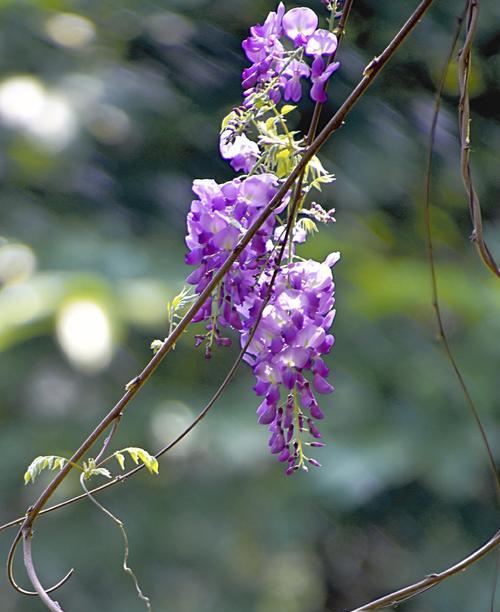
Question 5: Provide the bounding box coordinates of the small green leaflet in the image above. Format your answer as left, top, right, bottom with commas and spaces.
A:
166, 286, 197, 341
84, 467, 112, 480
115, 452, 126, 470
24, 455, 67, 485
150, 339, 163, 354
281, 104, 296, 115
298, 218, 319, 235
113, 447, 159, 475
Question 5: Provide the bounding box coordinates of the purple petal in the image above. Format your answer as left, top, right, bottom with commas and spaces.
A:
309, 402, 325, 420
212, 225, 240, 250
282, 8, 318, 43
313, 373, 334, 394
257, 400, 277, 425
305, 29, 338, 56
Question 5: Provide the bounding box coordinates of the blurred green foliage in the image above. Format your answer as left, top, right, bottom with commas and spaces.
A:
0, 1, 499, 611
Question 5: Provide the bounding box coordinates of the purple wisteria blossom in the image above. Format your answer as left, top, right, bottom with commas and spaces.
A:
182, 2, 341, 473
310, 57, 340, 103
241, 3, 340, 106
185, 173, 289, 354
282, 7, 318, 46
239, 254, 340, 473
305, 29, 340, 102
305, 29, 338, 56
219, 130, 260, 173
283, 59, 310, 102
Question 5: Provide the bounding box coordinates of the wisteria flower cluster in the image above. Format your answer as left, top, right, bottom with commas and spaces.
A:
179, 2, 342, 474
242, 3, 340, 106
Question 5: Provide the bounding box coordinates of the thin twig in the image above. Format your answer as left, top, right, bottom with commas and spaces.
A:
423, 5, 500, 610
423, 2, 499, 496
458, 0, 499, 277
308, 0, 355, 139
7, 527, 74, 597
349, 530, 500, 610
351, 10, 500, 611
79, 474, 151, 611
490, 549, 499, 612
11, 0, 436, 600
95, 418, 121, 466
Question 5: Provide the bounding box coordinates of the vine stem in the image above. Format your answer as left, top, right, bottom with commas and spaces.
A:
349, 530, 500, 610
349, 8, 500, 611
22, 529, 64, 612
458, 0, 500, 277
423, 0, 499, 497
79, 474, 151, 611
8, 0, 437, 602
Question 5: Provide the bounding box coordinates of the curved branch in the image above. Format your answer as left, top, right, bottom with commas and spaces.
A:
7, 529, 73, 597
458, 0, 500, 277
350, 530, 500, 610
79, 474, 151, 611
423, 1, 499, 496
23, 528, 66, 612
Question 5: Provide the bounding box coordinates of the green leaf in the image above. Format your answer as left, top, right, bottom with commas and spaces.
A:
221, 110, 236, 131
264, 116, 277, 132
281, 105, 296, 115
300, 218, 319, 234
150, 339, 163, 354
24, 455, 68, 485
115, 452, 125, 470
309, 173, 336, 192
84, 467, 112, 480
120, 447, 159, 475
276, 148, 293, 178
166, 287, 196, 325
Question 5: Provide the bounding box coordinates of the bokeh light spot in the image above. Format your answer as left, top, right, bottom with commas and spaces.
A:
0, 75, 77, 150
45, 13, 96, 49
0, 242, 36, 285
0, 76, 45, 128
56, 300, 112, 372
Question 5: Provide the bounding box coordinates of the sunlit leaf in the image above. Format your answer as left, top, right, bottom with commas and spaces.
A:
281, 105, 296, 115
24, 455, 68, 485
115, 452, 126, 470
84, 467, 112, 480
119, 447, 159, 475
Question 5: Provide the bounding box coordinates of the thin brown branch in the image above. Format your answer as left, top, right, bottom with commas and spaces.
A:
458, 0, 500, 277
79, 474, 151, 611
22, 528, 66, 612
95, 418, 121, 466
352, 9, 500, 612
7, 528, 73, 597
308, 0, 355, 139
423, 3, 499, 496
10, 0, 436, 601
490, 549, 499, 612
350, 529, 500, 610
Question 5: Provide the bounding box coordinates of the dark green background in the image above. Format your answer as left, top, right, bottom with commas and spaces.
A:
0, 1, 499, 610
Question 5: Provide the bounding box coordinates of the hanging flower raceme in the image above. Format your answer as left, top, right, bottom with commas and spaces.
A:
239, 253, 340, 473
180, 1, 341, 473
185, 173, 289, 356
241, 3, 339, 106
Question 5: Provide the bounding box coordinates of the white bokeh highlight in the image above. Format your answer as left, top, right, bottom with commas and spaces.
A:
56, 300, 112, 372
